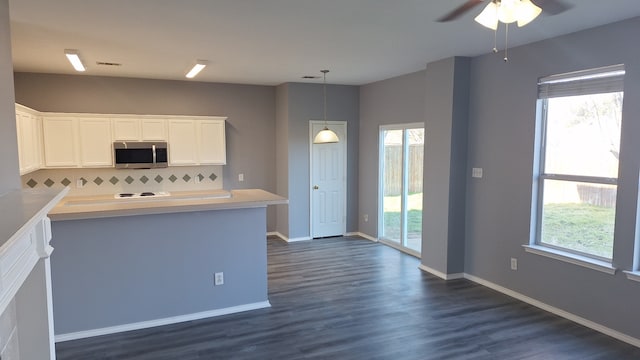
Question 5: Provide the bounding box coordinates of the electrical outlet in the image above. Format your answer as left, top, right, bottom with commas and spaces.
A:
76, 178, 84, 188
214, 272, 224, 286
510, 258, 518, 271
363, 214, 368, 222
238, 173, 244, 182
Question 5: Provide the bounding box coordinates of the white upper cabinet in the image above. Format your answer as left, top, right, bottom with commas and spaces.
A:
42, 117, 78, 167
15, 106, 42, 175
168, 119, 198, 165
113, 118, 167, 141
198, 120, 226, 165
43, 116, 113, 168
21, 107, 226, 170
168, 118, 226, 166
112, 118, 140, 141
141, 119, 167, 141
78, 118, 113, 167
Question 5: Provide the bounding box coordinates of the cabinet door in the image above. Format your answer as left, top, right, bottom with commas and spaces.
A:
78, 118, 113, 167
141, 119, 167, 140
198, 120, 226, 164
112, 118, 140, 141
43, 117, 78, 167
15, 111, 26, 173
168, 120, 197, 165
22, 113, 40, 173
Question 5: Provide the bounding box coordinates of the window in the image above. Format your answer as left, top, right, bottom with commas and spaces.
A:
533, 65, 625, 261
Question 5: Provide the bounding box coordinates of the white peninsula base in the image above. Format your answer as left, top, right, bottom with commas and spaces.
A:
0, 188, 68, 360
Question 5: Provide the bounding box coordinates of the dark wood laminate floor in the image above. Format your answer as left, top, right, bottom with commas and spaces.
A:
56, 236, 640, 359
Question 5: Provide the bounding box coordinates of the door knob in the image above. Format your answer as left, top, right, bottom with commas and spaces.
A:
313, 185, 319, 190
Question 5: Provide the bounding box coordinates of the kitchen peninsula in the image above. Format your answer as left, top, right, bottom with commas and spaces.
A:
48, 189, 286, 341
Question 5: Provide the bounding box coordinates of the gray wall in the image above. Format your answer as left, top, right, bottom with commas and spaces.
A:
358, 17, 640, 341
465, 17, 640, 338
13, 73, 278, 229
278, 83, 359, 239
358, 70, 426, 237
275, 84, 290, 237
0, 0, 19, 192
50, 207, 268, 335
422, 57, 469, 275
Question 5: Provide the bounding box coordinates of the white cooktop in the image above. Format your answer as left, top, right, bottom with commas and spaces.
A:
114, 191, 171, 199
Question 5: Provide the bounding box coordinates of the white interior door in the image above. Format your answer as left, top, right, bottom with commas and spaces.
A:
311, 121, 347, 238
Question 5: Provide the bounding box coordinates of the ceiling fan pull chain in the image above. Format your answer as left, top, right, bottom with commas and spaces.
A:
492, 23, 498, 53
504, 23, 509, 62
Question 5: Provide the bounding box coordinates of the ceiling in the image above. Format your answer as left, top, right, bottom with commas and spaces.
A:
8, 0, 640, 86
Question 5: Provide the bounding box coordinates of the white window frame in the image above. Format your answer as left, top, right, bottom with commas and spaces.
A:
527, 64, 625, 270
378, 123, 424, 258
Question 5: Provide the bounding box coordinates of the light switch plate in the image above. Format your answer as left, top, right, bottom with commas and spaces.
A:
472, 168, 483, 178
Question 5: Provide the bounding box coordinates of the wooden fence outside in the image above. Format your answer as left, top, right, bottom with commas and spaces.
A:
383, 144, 423, 196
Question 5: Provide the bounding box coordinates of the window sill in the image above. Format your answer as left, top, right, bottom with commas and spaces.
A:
624, 271, 640, 283
523, 245, 616, 275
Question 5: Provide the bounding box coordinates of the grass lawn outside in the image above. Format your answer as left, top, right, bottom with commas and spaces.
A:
541, 203, 615, 259
382, 193, 423, 242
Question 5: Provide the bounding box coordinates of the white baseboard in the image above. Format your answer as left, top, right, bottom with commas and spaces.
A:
267, 231, 288, 241
350, 232, 378, 242
55, 301, 271, 343
268, 231, 312, 242
267, 232, 301, 242
286, 236, 312, 242
418, 264, 464, 280
463, 274, 640, 348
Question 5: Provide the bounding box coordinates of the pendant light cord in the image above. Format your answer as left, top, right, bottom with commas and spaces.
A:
322, 69, 329, 126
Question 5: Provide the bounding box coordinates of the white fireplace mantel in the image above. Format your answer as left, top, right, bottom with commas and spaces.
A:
0, 187, 68, 360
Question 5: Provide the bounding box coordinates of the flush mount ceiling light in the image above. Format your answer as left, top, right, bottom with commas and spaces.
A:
185, 60, 208, 79
64, 49, 86, 72
313, 70, 340, 144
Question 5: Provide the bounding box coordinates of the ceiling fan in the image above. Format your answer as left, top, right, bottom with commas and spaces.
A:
438, 0, 573, 62
438, 0, 573, 24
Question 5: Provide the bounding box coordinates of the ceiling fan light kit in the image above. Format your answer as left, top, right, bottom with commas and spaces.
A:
475, 0, 542, 62
440, 0, 552, 62
474, 0, 542, 30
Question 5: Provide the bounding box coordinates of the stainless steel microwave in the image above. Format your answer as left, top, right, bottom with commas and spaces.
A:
113, 141, 168, 169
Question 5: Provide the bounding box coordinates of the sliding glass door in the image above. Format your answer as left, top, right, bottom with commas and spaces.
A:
379, 124, 424, 255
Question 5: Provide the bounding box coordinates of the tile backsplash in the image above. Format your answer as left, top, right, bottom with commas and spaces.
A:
22, 166, 223, 196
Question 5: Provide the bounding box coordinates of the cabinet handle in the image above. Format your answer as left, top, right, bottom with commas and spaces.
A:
313, 185, 319, 190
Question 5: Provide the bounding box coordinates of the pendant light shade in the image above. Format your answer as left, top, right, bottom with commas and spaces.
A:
314, 127, 340, 143
313, 70, 340, 144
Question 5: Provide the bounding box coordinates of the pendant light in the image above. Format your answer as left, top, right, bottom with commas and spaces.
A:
313, 70, 340, 144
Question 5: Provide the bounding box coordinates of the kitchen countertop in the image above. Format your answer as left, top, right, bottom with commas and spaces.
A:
49, 189, 287, 221
0, 187, 69, 248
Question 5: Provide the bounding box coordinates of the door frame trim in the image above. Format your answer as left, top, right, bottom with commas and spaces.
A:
309, 120, 348, 239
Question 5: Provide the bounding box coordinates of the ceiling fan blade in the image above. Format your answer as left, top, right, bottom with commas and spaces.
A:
437, 0, 485, 22
533, 0, 574, 16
